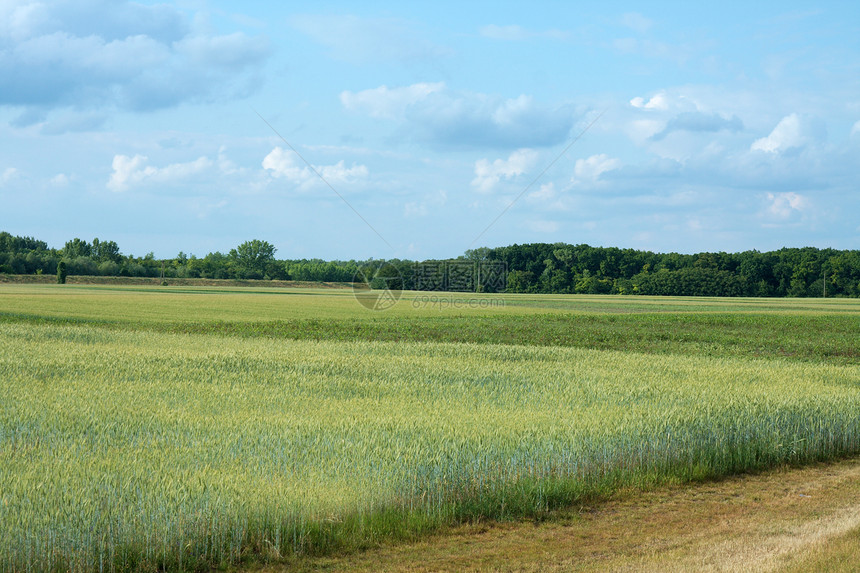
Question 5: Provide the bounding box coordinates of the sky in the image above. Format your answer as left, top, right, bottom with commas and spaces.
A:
1, 1, 858, 261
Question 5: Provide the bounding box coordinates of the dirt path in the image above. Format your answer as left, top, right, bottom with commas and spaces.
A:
264, 457, 860, 572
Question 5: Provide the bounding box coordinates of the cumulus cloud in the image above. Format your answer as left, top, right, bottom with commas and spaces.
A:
262, 147, 369, 190
342, 82, 578, 149
751, 113, 825, 153
108, 154, 213, 192
765, 191, 809, 219
471, 149, 538, 193
572, 154, 621, 185
0, 0, 186, 43
629, 89, 720, 116
630, 93, 669, 111
650, 111, 743, 141
527, 182, 557, 202
0, 0, 270, 123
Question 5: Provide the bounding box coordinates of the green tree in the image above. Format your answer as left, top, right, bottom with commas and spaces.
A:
91, 238, 121, 262
464, 247, 491, 261
57, 261, 67, 284
63, 238, 92, 258
231, 240, 277, 279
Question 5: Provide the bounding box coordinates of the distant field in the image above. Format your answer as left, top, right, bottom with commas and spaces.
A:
0, 273, 353, 289
2, 284, 858, 363
1, 284, 859, 571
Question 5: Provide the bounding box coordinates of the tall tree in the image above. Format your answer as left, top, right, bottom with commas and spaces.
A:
231, 240, 277, 278
91, 238, 121, 262
63, 238, 92, 258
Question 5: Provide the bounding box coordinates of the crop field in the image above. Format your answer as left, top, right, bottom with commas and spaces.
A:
1, 284, 859, 571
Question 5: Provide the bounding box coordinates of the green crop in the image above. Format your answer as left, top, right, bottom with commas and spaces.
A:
2, 297, 859, 571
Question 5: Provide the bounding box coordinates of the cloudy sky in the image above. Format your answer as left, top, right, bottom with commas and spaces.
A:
1, 1, 858, 260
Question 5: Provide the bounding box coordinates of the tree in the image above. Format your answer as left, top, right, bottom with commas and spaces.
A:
91, 238, 121, 262
231, 240, 277, 278
57, 261, 67, 284
63, 238, 92, 259
464, 247, 491, 261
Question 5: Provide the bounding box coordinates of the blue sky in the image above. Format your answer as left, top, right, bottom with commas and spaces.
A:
1, 1, 858, 260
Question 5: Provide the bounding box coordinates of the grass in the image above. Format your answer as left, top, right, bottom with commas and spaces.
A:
1, 284, 859, 571
277, 457, 860, 572
1, 285, 859, 364
779, 525, 860, 573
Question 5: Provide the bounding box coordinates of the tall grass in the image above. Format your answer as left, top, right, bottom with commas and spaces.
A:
2, 322, 859, 570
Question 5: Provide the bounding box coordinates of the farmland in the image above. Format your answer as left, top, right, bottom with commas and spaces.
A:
1, 284, 859, 571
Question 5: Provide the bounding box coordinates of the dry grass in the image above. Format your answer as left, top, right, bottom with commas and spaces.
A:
777, 523, 860, 573
267, 457, 860, 572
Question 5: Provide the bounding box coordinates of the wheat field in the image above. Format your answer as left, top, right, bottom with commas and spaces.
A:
2, 286, 859, 571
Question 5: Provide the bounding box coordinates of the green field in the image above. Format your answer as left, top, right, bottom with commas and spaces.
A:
1, 285, 859, 571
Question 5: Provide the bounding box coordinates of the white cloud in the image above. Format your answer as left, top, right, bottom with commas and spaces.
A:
471, 149, 538, 193
765, 191, 809, 219
572, 154, 621, 184
108, 154, 213, 192
340, 82, 444, 119
175, 32, 269, 71
0, 167, 19, 185
751, 113, 824, 153
630, 93, 669, 111
851, 120, 860, 138
527, 182, 557, 202
108, 155, 146, 192
262, 147, 368, 190
650, 112, 743, 141
342, 83, 578, 149
0, 0, 270, 121
629, 88, 722, 117
626, 118, 665, 143
0, 0, 187, 44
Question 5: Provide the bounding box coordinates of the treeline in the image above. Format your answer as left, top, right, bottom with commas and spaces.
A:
485, 243, 860, 297
0, 232, 378, 283
2, 231, 859, 297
